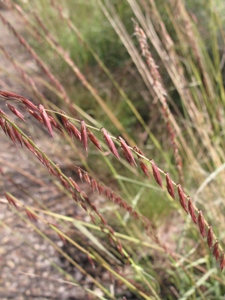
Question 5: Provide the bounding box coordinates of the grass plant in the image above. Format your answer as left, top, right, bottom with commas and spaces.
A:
1, 0, 225, 299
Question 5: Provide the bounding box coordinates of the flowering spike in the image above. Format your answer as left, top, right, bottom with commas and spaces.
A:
6, 104, 26, 122
166, 173, 175, 199
151, 160, 162, 187
38, 104, 53, 137
119, 137, 137, 167
101, 128, 120, 159
207, 226, 214, 249
188, 198, 197, 224
80, 120, 88, 154
198, 210, 206, 237
87, 129, 102, 151
177, 184, 188, 213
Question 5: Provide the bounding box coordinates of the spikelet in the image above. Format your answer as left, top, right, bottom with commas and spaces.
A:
139, 161, 150, 177
119, 137, 137, 167
5, 122, 16, 144
177, 184, 188, 213
12, 126, 23, 146
6, 104, 26, 122
166, 173, 175, 199
69, 177, 81, 193
5, 193, 18, 209
21, 98, 38, 111
83, 172, 91, 184
38, 104, 53, 137
187, 198, 197, 224
101, 128, 120, 159
207, 226, 214, 249
213, 241, 220, 261
22, 137, 36, 155
151, 160, 162, 187
87, 129, 102, 151
220, 253, 225, 270
48, 115, 63, 132
69, 122, 81, 140
25, 209, 38, 222
80, 120, 88, 154
28, 109, 43, 123
198, 210, 206, 237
